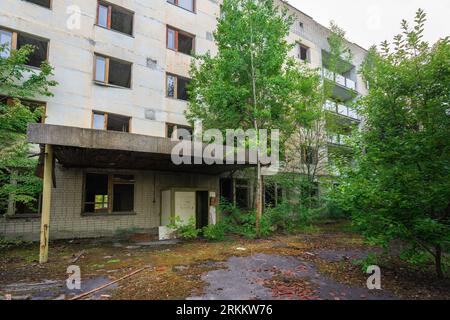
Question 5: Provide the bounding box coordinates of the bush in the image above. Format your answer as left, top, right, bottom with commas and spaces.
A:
220, 210, 273, 239
202, 223, 226, 241
0, 237, 30, 250
168, 216, 200, 240
265, 202, 297, 232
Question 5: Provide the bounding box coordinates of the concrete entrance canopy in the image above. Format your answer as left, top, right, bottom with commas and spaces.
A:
27, 124, 254, 175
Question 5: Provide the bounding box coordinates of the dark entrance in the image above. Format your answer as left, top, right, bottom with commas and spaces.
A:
220, 178, 233, 204
196, 191, 209, 229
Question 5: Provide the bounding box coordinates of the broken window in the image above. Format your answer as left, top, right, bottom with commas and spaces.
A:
84, 173, 135, 213
112, 175, 135, 212
298, 43, 310, 62
92, 111, 130, 132
167, 0, 195, 13
166, 73, 190, 101
301, 146, 318, 165
24, 0, 51, 8
235, 179, 249, 210
17, 33, 48, 67
97, 2, 134, 36
0, 28, 49, 67
166, 123, 192, 140
94, 54, 132, 88
1, 96, 46, 123
84, 173, 109, 213
219, 178, 233, 204
264, 182, 283, 208
167, 27, 195, 55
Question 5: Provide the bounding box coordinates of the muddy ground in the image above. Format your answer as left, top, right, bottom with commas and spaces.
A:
0, 222, 449, 300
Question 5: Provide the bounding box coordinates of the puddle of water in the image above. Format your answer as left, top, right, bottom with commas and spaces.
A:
189, 254, 396, 300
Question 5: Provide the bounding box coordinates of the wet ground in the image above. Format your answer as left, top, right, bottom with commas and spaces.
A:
2, 276, 117, 300
0, 223, 448, 300
189, 253, 394, 300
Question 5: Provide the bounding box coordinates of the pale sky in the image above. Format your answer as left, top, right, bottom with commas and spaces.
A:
288, 0, 450, 49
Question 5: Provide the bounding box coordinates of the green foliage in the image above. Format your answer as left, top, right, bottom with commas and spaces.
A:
187, 0, 321, 140
353, 252, 379, 272
219, 200, 273, 238
0, 237, 30, 250
0, 44, 57, 214
332, 9, 450, 278
202, 223, 226, 241
168, 216, 201, 240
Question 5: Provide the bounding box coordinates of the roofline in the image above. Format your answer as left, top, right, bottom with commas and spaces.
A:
279, 0, 368, 52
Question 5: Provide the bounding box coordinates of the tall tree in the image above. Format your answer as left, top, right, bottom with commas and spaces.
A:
333, 9, 450, 278
0, 44, 57, 215
186, 0, 319, 235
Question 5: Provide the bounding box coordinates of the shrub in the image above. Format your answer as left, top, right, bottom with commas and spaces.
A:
202, 223, 226, 241
168, 216, 200, 240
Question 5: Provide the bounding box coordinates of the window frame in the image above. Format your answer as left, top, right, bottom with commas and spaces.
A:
298, 43, 310, 63
93, 53, 133, 88
166, 26, 195, 56
82, 172, 136, 215
0, 27, 49, 68
166, 73, 191, 101
167, 0, 196, 13
166, 123, 193, 139
91, 111, 131, 133
96, 1, 134, 37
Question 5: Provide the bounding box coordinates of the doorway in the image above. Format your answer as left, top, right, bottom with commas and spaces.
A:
196, 191, 209, 229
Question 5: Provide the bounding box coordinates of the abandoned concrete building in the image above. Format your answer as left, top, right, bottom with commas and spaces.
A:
0, 0, 368, 254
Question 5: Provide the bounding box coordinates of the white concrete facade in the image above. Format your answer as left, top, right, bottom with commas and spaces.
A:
0, 0, 366, 138
0, 0, 367, 240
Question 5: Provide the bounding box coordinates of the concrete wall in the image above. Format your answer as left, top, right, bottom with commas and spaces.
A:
0, 164, 219, 241
0, 0, 367, 141
0, 0, 219, 137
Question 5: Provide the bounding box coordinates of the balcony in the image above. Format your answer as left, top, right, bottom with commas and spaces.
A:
327, 133, 351, 146
324, 100, 361, 121
323, 68, 356, 91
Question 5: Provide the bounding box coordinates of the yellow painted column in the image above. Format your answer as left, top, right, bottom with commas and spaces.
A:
39, 144, 53, 264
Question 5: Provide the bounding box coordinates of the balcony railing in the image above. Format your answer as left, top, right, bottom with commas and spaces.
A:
323, 68, 356, 91
327, 133, 351, 146
324, 100, 361, 120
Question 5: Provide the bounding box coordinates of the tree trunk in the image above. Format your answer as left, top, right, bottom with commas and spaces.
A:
435, 244, 444, 279
255, 159, 262, 237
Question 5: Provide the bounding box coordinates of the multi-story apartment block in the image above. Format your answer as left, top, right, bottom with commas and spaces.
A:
0, 0, 367, 245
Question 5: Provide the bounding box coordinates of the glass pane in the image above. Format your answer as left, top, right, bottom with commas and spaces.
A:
93, 113, 105, 129
167, 28, 175, 50
0, 30, 12, 58
167, 75, 175, 97
98, 5, 108, 28
95, 56, 106, 82
178, 0, 194, 12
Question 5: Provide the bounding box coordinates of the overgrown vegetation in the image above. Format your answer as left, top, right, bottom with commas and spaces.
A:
0, 44, 57, 215
187, 0, 321, 236
332, 9, 450, 278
